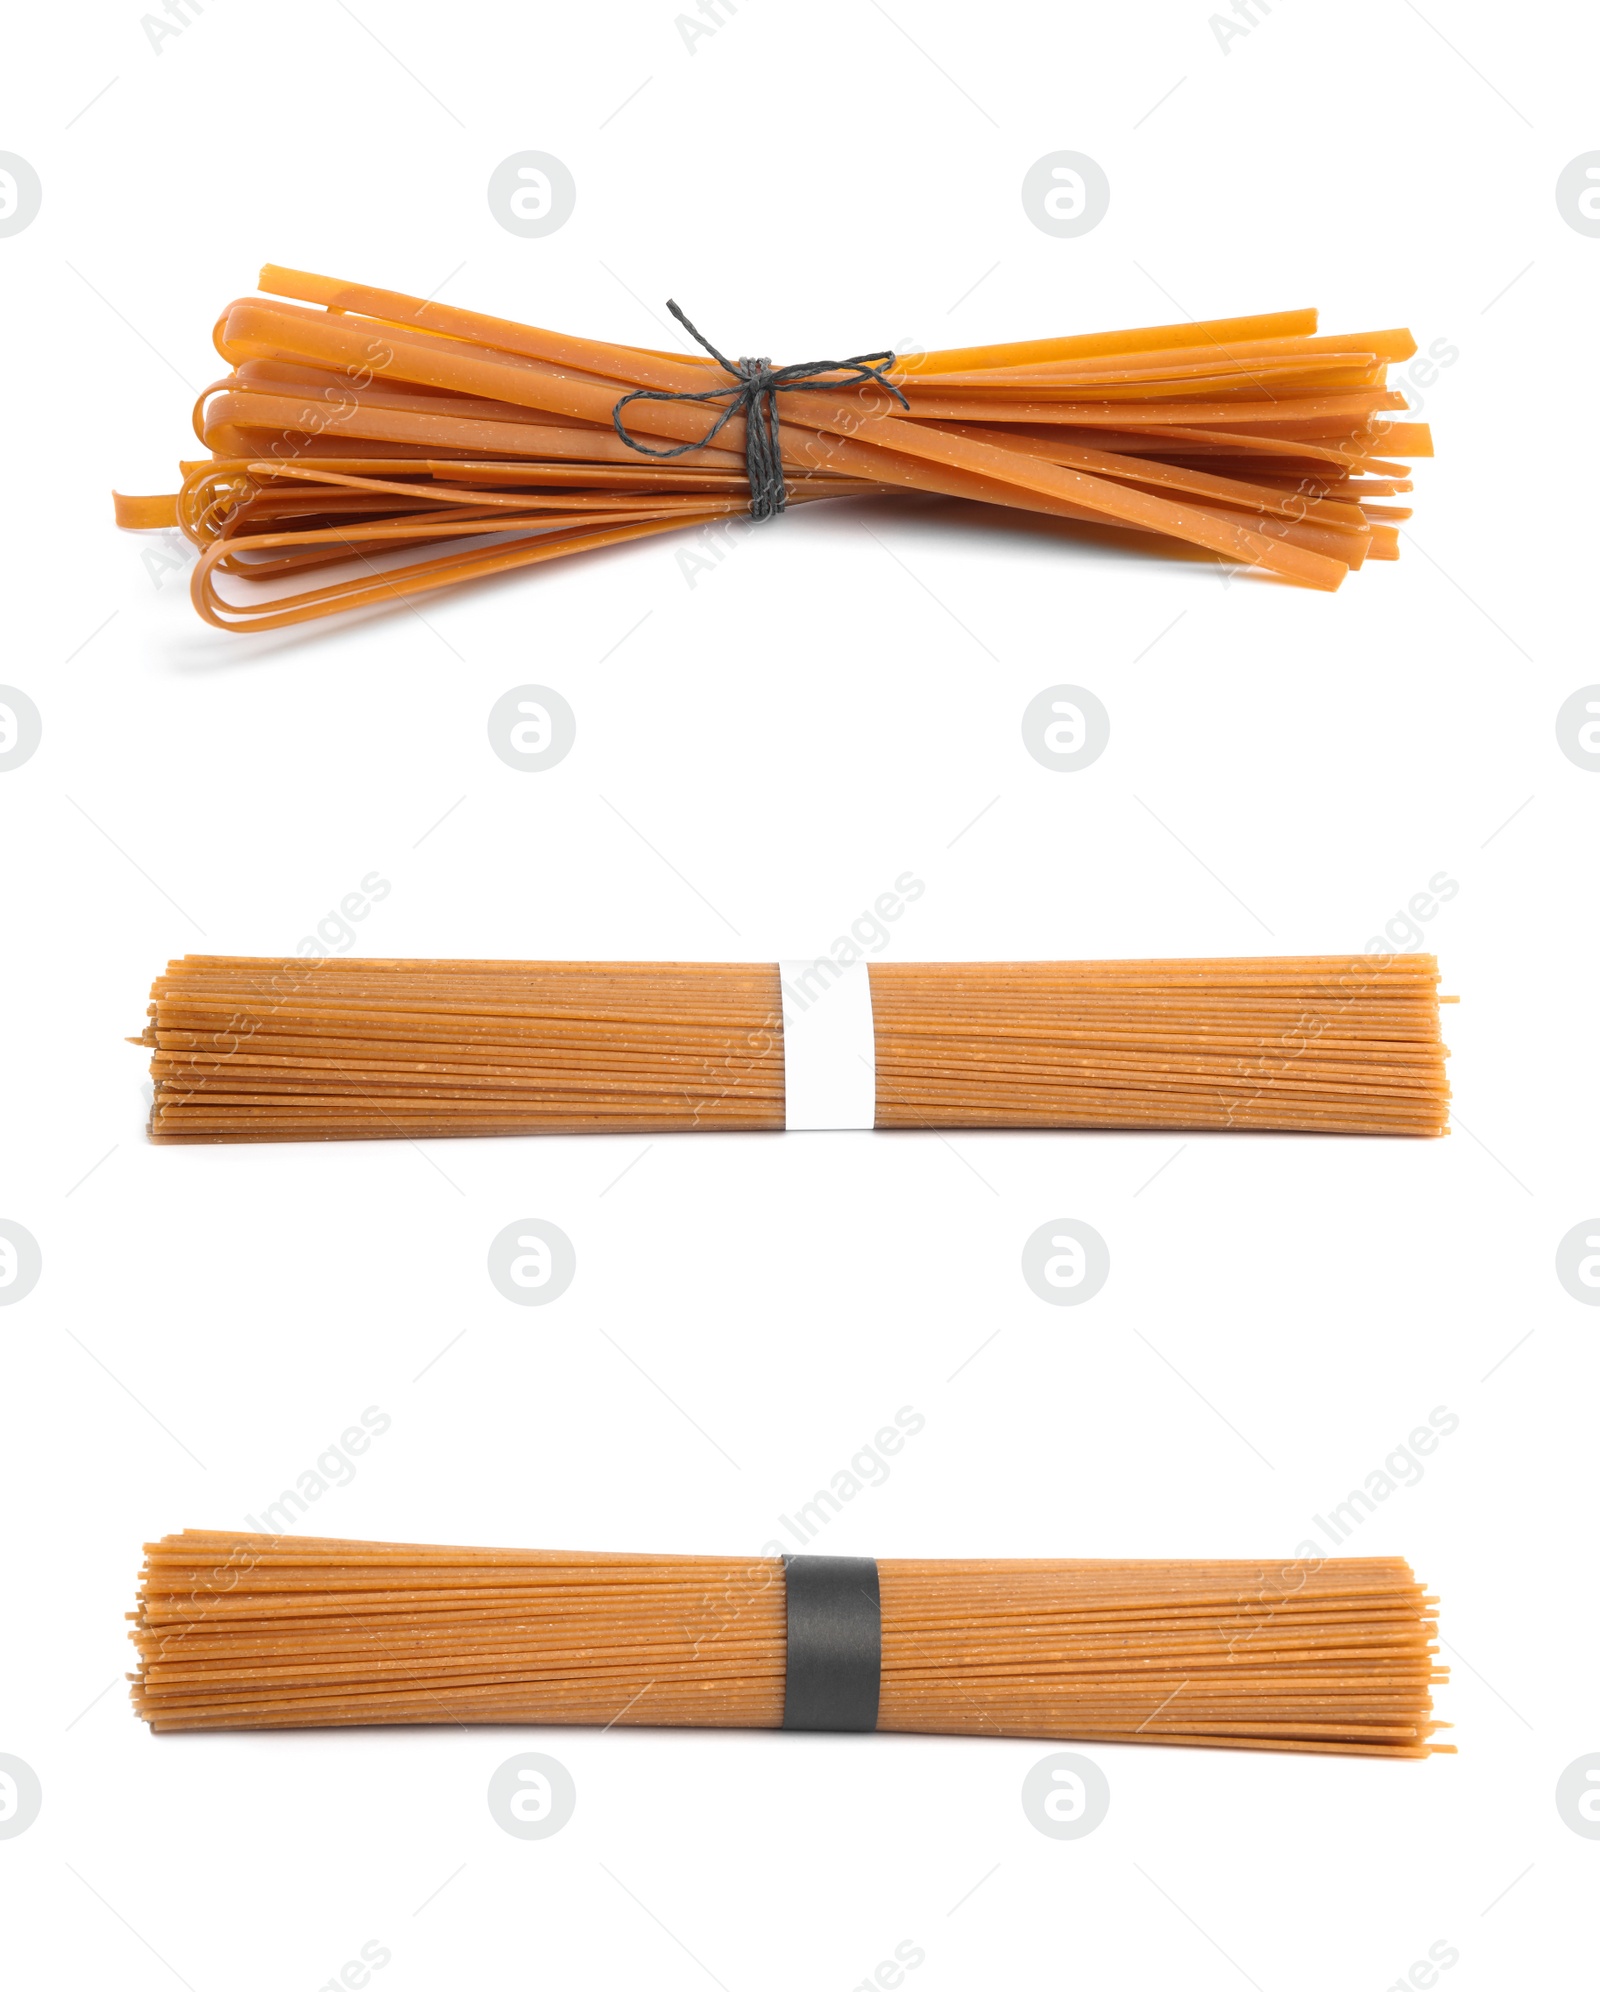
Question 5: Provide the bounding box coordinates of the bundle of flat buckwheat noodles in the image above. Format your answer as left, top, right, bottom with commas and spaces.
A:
130, 1532, 1449, 1757
111, 267, 1428, 628
134, 954, 1452, 1142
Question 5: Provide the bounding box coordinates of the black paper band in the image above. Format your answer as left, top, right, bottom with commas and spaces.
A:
781, 1554, 881, 1732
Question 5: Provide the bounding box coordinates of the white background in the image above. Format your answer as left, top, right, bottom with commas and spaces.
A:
2, 1, 1597, 1985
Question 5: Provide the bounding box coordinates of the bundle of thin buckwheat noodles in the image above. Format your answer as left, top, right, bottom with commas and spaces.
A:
133, 954, 1453, 1142
131, 1532, 1449, 1757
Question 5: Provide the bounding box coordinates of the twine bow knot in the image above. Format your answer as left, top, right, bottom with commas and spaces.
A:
611, 300, 908, 521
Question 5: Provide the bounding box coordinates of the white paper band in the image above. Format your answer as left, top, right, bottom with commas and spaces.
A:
778, 959, 877, 1130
